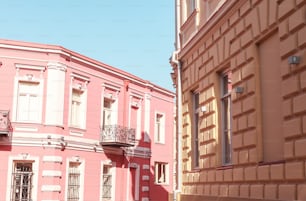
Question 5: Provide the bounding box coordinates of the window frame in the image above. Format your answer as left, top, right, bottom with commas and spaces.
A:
102, 97, 117, 128
6, 156, 39, 201
186, 0, 196, 16
154, 112, 166, 144
65, 158, 84, 201
154, 162, 169, 185
69, 85, 87, 129
192, 91, 200, 168
11, 162, 33, 201
220, 71, 232, 165
14, 79, 43, 123
100, 162, 115, 201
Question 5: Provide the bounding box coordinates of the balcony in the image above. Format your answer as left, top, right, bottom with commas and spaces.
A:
0, 110, 12, 135
100, 125, 136, 147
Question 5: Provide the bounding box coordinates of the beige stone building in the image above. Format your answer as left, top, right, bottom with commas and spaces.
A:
170, 0, 306, 200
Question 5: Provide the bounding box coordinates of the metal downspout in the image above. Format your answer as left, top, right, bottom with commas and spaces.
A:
173, 0, 181, 200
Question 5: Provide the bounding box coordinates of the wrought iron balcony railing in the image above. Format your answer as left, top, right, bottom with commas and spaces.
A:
0, 110, 12, 135
100, 125, 136, 147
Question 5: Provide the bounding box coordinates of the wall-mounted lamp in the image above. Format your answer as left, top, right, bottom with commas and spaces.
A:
288, 56, 300, 65
201, 106, 207, 112
235, 86, 244, 94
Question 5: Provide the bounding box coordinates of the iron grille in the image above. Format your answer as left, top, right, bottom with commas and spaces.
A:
101, 125, 136, 146
11, 163, 33, 201
67, 163, 80, 201
0, 110, 12, 134
102, 174, 112, 199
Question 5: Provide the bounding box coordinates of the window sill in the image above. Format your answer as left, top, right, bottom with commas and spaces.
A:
69, 127, 86, 136
216, 164, 233, 170
259, 160, 285, 166
154, 182, 169, 186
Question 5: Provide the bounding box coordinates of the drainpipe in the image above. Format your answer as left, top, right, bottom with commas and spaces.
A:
171, 54, 182, 201
172, 0, 181, 200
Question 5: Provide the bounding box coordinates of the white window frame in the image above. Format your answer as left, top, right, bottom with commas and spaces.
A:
154, 162, 169, 185
129, 96, 142, 140
100, 161, 116, 201
220, 72, 232, 165
6, 155, 39, 201
13, 79, 43, 123
101, 97, 117, 128
65, 157, 85, 201
154, 112, 166, 144
69, 83, 87, 129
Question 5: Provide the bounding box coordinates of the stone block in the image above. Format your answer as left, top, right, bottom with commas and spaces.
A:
279, 184, 296, 200
250, 184, 264, 199
265, 184, 277, 200
258, 165, 270, 180
285, 161, 304, 180
270, 163, 284, 180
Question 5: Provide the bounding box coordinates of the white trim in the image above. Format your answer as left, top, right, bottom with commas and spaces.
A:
65, 158, 85, 201
15, 126, 38, 132
6, 155, 39, 201
100, 161, 116, 201
154, 112, 166, 144
15, 63, 45, 71
12, 76, 44, 123
0, 45, 174, 96
42, 156, 63, 163
41, 185, 61, 192
42, 170, 62, 177
71, 72, 90, 82
0, 44, 71, 56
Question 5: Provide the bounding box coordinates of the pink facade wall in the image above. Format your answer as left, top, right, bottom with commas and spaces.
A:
0, 39, 174, 201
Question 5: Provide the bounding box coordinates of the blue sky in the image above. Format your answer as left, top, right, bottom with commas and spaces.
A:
0, 1, 175, 91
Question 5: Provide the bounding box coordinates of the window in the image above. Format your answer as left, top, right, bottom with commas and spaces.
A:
220, 72, 232, 165
16, 81, 40, 122
192, 92, 200, 168
187, 0, 196, 16
102, 98, 115, 128
155, 113, 165, 143
130, 99, 141, 139
11, 162, 33, 201
70, 88, 86, 128
102, 164, 113, 201
67, 162, 81, 201
154, 162, 168, 184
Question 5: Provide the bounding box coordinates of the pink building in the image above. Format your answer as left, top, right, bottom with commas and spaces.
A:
0, 39, 175, 201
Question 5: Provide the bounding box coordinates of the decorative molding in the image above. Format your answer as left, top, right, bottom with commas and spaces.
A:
47, 62, 67, 72
43, 156, 63, 163
142, 175, 150, 181
42, 170, 62, 177
15, 127, 38, 132
142, 164, 150, 170
142, 186, 149, 192
15, 63, 45, 71
41, 185, 61, 192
